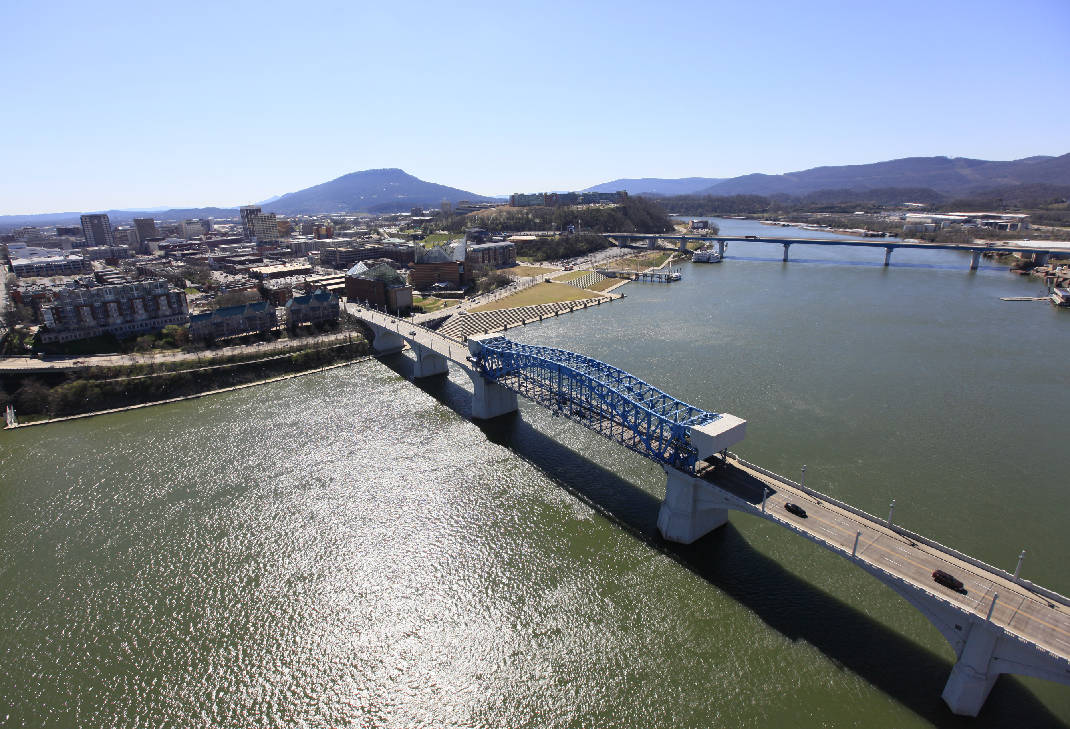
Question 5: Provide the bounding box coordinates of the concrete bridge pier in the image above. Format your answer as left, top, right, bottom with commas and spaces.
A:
678, 238, 689, 252
1034, 252, 1050, 266
941, 620, 1001, 716
782, 243, 791, 262
717, 240, 726, 257
467, 373, 518, 419
884, 247, 893, 266
648, 237, 658, 249
412, 343, 449, 378
369, 324, 404, 354
466, 333, 518, 419
970, 251, 982, 270
657, 468, 729, 544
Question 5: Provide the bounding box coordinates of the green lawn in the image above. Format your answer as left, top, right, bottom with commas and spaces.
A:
585, 277, 621, 292
420, 233, 454, 248
412, 295, 457, 313
469, 283, 597, 312
551, 269, 593, 282
503, 264, 557, 278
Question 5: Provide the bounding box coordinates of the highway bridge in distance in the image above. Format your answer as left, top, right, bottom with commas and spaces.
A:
350, 303, 1070, 717
602, 232, 1068, 269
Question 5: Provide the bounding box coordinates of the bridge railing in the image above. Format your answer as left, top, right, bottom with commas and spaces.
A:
726, 451, 1070, 609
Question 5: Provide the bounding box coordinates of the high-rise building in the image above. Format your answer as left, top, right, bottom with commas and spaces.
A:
240, 206, 280, 243
133, 218, 158, 243
80, 214, 114, 247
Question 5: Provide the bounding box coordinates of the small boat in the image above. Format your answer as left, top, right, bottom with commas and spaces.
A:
667, 271, 682, 281
692, 248, 722, 263
1050, 287, 1070, 307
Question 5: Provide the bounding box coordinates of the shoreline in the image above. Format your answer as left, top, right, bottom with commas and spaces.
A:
5, 354, 374, 430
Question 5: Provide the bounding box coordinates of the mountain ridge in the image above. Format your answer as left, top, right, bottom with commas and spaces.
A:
582, 177, 726, 196
694, 154, 1070, 197
261, 168, 495, 215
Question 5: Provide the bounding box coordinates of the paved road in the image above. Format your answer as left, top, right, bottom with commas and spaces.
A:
711, 458, 1070, 661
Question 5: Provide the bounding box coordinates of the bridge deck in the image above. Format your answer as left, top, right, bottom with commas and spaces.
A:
347, 303, 471, 366
706, 457, 1070, 661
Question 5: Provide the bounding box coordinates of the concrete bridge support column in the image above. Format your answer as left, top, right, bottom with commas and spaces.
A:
970, 251, 982, 271
657, 468, 729, 544
648, 237, 658, 249
717, 240, 726, 257
369, 324, 404, 354
1034, 252, 1050, 266
678, 238, 688, 252
412, 343, 449, 378
941, 621, 1001, 716
884, 247, 893, 266
467, 373, 518, 419
782, 243, 791, 262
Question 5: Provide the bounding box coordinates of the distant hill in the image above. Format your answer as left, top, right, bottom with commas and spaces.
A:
0, 207, 239, 232
697, 154, 1070, 197
262, 168, 495, 215
583, 177, 726, 196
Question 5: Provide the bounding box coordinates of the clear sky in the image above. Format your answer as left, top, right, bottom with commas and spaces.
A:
2, 0, 1068, 214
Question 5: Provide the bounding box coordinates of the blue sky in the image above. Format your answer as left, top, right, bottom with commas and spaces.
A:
2, 0, 1068, 214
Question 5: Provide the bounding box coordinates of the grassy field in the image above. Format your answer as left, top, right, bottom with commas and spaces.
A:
584, 277, 622, 292
419, 233, 455, 248
610, 250, 676, 270
469, 283, 596, 312
412, 295, 457, 313
551, 269, 594, 282
503, 264, 557, 278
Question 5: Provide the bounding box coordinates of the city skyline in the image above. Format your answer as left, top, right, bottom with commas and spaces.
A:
2, 0, 1068, 215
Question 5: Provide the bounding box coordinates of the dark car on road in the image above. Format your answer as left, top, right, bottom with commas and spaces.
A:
784, 502, 807, 518
932, 569, 965, 592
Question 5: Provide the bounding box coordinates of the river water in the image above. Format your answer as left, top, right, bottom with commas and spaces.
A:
1, 218, 1067, 728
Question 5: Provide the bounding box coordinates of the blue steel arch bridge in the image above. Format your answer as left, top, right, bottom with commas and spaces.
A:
471, 336, 721, 473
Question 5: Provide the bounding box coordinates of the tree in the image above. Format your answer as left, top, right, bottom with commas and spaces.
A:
14, 379, 50, 415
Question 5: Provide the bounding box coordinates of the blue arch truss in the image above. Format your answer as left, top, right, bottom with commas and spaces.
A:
472, 336, 721, 472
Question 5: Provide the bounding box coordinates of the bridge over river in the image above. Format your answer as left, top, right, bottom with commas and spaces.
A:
352, 304, 1070, 717
603, 232, 1069, 269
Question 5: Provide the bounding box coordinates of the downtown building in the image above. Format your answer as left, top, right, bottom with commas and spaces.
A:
38, 280, 189, 344
80, 214, 114, 248
239, 206, 281, 243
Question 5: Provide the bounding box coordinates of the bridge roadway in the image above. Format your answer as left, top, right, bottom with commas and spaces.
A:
701, 457, 1070, 661
350, 304, 1070, 715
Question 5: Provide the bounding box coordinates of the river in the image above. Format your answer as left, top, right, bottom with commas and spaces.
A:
1, 218, 1067, 727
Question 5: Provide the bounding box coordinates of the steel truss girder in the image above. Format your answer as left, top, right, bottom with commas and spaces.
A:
474, 337, 720, 472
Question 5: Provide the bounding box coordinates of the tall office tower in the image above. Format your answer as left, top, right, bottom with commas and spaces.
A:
80, 214, 114, 247
239, 206, 280, 243
133, 217, 158, 243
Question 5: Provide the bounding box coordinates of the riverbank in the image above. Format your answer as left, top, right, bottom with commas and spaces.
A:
5, 354, 374, 429
2, 338, 369, 425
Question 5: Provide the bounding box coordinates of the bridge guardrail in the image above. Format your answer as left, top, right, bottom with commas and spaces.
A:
726, 452, 1070, 609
